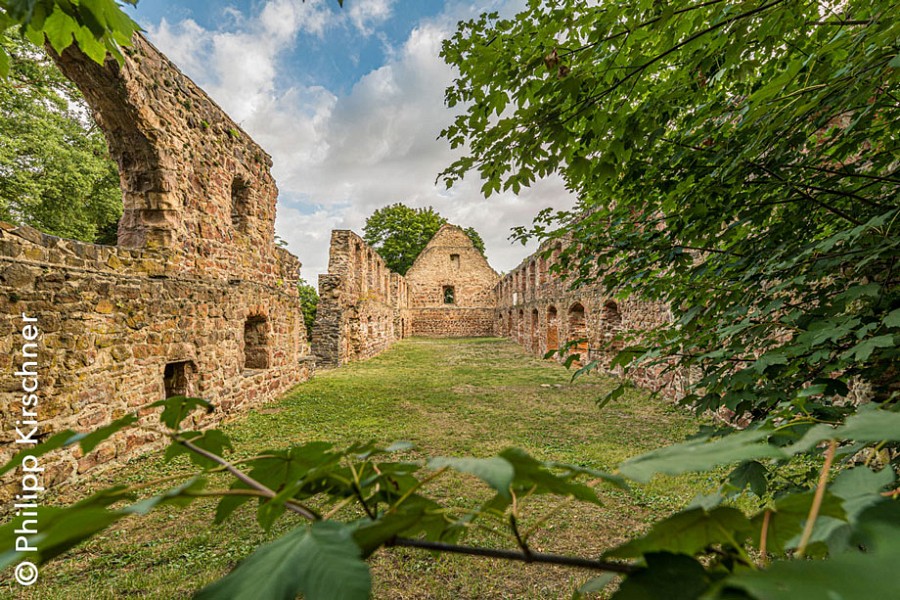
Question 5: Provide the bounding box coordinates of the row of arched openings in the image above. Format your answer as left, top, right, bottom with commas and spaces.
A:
499, 300, 620, 363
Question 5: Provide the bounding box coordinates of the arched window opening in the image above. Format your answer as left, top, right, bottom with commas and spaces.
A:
231, 176, 252, 231
443, 285, 455, 304
244, 315, 269, 369
164, 360, 195, 398
567, 303, 588, 365
602, 300, 622, 330
546, 306, 559, 354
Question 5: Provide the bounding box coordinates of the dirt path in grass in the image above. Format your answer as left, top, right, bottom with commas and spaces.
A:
2, 337, 705, 600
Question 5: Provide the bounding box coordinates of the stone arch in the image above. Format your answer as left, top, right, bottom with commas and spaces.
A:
52, 41, 178, 249
528, 261, 536, 297
517, 309, 525, 344
602, 300, 622, 331
567, 302, 588, 364
546, 306, 559, 354
531, 308, 540, 354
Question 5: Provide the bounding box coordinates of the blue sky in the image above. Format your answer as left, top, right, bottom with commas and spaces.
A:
125, 0, 575, 283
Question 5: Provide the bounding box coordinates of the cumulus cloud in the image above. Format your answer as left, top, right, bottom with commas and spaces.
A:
143, 0, 576, 284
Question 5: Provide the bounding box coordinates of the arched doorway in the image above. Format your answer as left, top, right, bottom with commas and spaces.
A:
546, 306, 559, 355
567, 303, 588, 366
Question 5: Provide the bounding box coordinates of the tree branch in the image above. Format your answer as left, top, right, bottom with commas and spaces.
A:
177, 437, 321, 521
388, 537, 638, 574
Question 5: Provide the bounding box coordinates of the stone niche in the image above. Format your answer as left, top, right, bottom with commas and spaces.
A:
0, 33, 314, 498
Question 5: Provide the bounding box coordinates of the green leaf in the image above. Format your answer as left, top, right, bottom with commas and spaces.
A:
501, 448, 604, 505
727, 460, 768, 497
750, 491, 845, 554
607, 507, 751, 559
573, 573, 617, 599
193, 521, 371, 600
726, 503, 900, 599
619, 430, 786, 483
42, 7, 78, 53
613, 553, 710, 600
148, 396, 214, 430
884, 308, 900, 328
830, 466, 894, 523
166, 430, 234, 469
77, 413, 138, 454
0, 429, 79, 478
840, 335, 895, 362
0, 46, 9, 78
428, 456, 515, 498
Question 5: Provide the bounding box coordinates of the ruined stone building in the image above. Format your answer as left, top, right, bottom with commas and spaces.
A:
0, 32, 682, 496
312, 230, 410, 368
405, 224, 499, 337
493, 241, 686, 398
313, 224, 500, 367
0, 35, 313, 489
313, 226, 684, 397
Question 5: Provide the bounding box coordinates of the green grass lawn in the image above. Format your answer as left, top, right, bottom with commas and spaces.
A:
3, 337, 713, 599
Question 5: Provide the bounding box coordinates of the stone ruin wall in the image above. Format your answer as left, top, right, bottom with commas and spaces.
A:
494, 242, 688, 399
312, 231, 411, 367
0, 35, 312, 498
404, 224, 499, 337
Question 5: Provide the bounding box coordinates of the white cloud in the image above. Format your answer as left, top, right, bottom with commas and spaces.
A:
347, 0, 395, 36
144, 0, 577, 285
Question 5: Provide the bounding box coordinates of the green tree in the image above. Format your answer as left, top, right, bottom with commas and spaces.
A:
440, 0, 899, 416
0, 35, 122, 243
297, 277, 318, 342
362, 202, 486, 274
436, 0, 900, 593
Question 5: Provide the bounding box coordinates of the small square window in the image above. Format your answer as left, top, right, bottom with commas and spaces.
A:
443, 286, 455, 304
450, 254, 460, 269
164, 361, 195, 398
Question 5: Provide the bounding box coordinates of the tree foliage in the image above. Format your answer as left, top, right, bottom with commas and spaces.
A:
435, 0, 900, 595
441, 0, 899, 418
0, 35, 121, 243
362, 202, 486, 275
0, 0, 140, 78
297, 277, 318, 342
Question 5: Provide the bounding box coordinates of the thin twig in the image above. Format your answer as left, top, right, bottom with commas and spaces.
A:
759, 509, 771, 566
177, 437, 321, 521
796, 438, 837, 557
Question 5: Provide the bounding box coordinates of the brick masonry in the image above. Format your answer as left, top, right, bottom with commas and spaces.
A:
1, 34, 313, 497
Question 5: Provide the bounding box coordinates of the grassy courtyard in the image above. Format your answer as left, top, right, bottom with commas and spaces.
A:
3, 338, 710, 599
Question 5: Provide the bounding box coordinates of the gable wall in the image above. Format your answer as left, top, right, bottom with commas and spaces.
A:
404, 225, 499, 337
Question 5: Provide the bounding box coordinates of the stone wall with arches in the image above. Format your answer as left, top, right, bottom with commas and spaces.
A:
0, 35, 314, 498
312, 230, 411, 367
494, 241, 686, 398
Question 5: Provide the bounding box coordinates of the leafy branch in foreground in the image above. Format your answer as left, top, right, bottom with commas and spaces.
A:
2, 393, 900, 599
